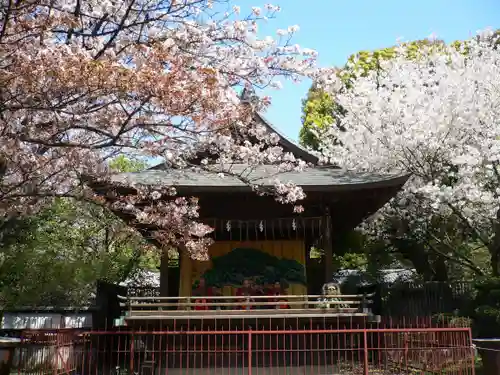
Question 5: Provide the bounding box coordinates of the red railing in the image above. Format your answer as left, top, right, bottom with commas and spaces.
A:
11, 317, 475, 375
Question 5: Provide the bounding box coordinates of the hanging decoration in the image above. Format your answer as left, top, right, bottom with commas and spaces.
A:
205, 217, 324, 241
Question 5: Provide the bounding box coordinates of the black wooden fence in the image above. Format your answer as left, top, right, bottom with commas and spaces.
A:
377, 281, 475, 317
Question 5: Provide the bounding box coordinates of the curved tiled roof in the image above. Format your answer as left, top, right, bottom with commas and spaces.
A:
140, 90, 408, 192
110, 164, 409, 192
240, 88, 319, 164
254, 112, 319, 165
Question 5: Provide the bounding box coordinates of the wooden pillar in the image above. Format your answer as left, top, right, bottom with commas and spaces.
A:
179, 245, 193, 297
159, 248, 169, 297
323, 207, 334, 284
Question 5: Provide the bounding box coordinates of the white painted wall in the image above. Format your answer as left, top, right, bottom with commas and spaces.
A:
1, 312, 93, 329
0, 312, 92, 371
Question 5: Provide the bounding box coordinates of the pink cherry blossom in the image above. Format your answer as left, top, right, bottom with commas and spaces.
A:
0, 0, 318, 259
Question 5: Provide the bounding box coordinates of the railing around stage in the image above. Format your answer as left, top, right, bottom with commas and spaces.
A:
118, 293, 375, 320
8, 317, 475, 375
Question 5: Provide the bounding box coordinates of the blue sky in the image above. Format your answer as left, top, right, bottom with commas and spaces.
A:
235, 0, 500, 142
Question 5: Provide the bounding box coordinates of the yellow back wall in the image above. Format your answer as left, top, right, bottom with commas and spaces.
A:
179, 240, 307, 297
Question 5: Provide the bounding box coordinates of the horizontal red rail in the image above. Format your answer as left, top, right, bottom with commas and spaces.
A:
79, 327, 471, 335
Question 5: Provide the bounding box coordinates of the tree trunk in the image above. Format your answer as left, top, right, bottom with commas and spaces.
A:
0, 156, 6, 182
396, 239, 444, 281
432, 256, 449, 282
322, 208, 333, 284
159, 248, 169, 297
489, 208, 500, 277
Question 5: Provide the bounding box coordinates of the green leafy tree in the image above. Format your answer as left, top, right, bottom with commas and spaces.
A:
0, 155, 157, 308
300, 88, 339, 150
109, 155, 148, 173
0, 198, 159, 307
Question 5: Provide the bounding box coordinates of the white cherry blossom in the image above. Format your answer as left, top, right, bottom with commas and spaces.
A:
319, 30, 500, 274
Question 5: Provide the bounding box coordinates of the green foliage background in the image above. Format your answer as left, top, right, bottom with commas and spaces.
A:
0, 155, 158, 308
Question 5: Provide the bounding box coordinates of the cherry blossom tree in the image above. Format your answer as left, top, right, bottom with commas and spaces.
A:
318, 30, 500, 276
299, 39, 446, 150
0, 0, 317, 259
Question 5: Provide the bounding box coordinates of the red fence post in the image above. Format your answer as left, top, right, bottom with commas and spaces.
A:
130, 333, 135, 374
403, 332, 408, 370
363, 330, 369, 375
468, 329, 476, 375
54, 332, 59, 375
17, 334, 22, 375
248, 331, 252, 375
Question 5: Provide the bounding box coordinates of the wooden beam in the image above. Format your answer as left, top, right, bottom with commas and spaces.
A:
125, 311, 370, 321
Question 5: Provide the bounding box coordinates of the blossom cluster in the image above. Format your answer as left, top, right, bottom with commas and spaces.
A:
0, 0, 317, 258
319, 30, 500, 241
